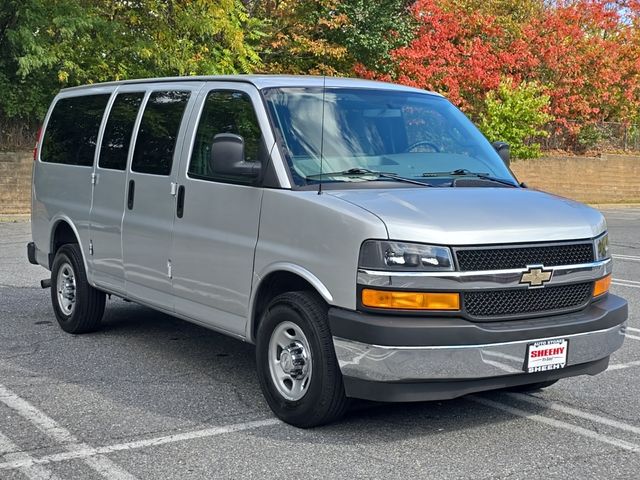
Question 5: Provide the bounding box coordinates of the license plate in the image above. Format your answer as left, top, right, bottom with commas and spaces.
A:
524, 339, 568, 373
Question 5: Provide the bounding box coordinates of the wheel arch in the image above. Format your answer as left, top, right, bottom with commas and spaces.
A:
49, 217, 89, 275
247, 264, 333, 344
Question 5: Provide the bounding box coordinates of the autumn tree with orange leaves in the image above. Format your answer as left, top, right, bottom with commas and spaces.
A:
358, 0, 640, 151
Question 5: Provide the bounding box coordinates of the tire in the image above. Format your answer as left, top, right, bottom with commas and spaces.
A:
256, 291, 349, 428
50, 243, 105, 334
506, 380, 559, 393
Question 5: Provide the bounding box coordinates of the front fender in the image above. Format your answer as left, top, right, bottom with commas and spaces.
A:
245, 262, 334, 341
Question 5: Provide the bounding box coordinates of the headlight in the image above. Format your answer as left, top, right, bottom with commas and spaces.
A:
359, 240, 454, 272
594, 232, 610, 261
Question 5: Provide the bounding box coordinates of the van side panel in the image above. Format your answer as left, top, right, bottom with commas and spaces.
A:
121, 84, 204, 311
90, 90, 147, 295
32, 88, 115, 276
170, 82, 273, 337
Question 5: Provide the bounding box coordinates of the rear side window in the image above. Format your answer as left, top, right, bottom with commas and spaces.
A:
131, 90, 191, 176
41, 94, 110, 166
189, 90, 263, 183
99, 92, 145, 171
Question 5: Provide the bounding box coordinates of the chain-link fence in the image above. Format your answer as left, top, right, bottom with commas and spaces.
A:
540, 121, 640, 153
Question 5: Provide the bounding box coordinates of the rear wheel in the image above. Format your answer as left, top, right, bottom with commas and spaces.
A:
256, 291, 349, 428
51, 244, 105, 334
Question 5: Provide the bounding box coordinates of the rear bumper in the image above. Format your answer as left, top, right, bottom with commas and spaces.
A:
329, 294, 627, 402
27, 242, 38, 265
27, 241, 49, 269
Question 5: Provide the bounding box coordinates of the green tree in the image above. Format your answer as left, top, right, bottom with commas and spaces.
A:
247, 0, 414, 75
328, 0, 416, 73
0, 0, 97, 123
479, 79, 553, 159
247, 0, 350, 75
102, 0, 263, 77
0, 0, 262, 144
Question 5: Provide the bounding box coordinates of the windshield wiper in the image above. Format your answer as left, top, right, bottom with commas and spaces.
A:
421, 169, 518, 187
307, 168, 433, 187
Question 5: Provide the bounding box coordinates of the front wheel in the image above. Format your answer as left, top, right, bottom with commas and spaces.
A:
256, 291, 349, 428
51, 244, 105, 334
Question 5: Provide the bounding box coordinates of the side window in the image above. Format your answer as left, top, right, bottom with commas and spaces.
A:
189, 90, 263, 183
99, 92, 144, 170
41, 94, 110, 166
131, 90, 191, 176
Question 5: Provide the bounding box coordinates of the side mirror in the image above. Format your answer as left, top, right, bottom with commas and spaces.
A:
492, 141, 510, 166
210, 133, 262, 179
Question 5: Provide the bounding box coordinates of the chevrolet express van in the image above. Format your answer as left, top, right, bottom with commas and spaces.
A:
28, 76, 628, 427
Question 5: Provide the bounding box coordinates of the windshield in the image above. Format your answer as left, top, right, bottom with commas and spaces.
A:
263, 87, 516, 187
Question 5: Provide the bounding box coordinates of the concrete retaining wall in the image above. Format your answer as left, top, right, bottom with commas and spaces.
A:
0, 152, 32, 214
1, 151, 638, 214
511, 154, 640, 204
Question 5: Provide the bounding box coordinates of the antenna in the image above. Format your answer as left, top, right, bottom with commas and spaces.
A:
318, 75, 326, 195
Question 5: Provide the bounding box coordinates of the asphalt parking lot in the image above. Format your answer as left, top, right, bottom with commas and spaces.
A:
0, 208, 639, 479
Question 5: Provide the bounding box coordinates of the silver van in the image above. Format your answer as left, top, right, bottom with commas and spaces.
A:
28, 76, 627, 427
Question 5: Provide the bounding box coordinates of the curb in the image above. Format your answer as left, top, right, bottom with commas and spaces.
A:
589, 203, 640, 209
0, 214, 30, 223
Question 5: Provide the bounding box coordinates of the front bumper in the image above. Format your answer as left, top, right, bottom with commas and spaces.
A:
329, 294, 627, 402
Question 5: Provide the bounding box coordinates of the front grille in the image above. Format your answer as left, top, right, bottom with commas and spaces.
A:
464, 282, 593, 320
456, 243, 594, 271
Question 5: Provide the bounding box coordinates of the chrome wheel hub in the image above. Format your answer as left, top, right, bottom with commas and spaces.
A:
268, 321, 312, 401
279, 342, 309, 379
56, 262, 76, 316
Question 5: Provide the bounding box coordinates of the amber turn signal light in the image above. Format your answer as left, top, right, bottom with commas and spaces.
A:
593, 275, 612, 297
362, 289, 460, 311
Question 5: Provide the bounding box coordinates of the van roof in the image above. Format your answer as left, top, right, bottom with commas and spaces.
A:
60, 74, 441, 96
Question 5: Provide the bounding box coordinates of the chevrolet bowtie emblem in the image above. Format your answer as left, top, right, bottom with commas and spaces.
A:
520, 266, 553, 288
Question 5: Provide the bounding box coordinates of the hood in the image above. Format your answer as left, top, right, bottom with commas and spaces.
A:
328, 187, 606, 245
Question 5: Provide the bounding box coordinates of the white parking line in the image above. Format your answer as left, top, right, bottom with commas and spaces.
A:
613, 254, 640, 262
624, 324, 640, 340
608, 360, 640, 371
469, 396, 640, 453
0, 418, 280, 472
0, 383, 138, 479
504, 392, 640, 435
614, 278, 640, 284
0, 429, 61, 480
612, 278, 640, 289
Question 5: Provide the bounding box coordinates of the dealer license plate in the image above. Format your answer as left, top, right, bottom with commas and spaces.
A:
524, 339, 568, 373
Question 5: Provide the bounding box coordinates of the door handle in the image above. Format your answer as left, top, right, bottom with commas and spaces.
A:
127, 179, 135, 210
176, 185, 185, 218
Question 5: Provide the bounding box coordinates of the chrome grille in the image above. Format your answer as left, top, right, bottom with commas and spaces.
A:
455, 243, 594, 271
464, 282, 593, 320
